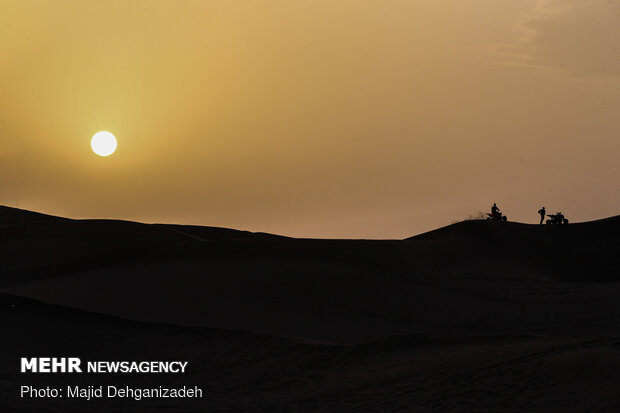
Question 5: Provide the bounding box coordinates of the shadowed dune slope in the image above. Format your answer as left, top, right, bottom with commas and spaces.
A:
408, 217, 620, 282
0, 206, 283, 286
4, 208, 620, 411
0, 205, 68, 225
2, 206, 620, 343
5, 292, 620, 412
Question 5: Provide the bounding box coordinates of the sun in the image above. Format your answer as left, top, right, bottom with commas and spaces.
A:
91, 131, 117, 157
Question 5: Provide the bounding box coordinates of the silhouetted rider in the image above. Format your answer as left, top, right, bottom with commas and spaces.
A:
538, 206, 546, 225
491, 203, 500, 218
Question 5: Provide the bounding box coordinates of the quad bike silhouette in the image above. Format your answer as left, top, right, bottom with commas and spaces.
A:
487, 211, 508, 222
546, 213, 569, 225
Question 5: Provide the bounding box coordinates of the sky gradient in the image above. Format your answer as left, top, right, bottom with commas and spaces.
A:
2, 0, 620, 238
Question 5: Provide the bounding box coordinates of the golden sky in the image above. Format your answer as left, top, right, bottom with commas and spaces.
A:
1, 0, 620, 238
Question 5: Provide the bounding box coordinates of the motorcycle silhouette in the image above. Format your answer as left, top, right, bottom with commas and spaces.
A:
487, 211, 508, 222
546, 213, 569, 225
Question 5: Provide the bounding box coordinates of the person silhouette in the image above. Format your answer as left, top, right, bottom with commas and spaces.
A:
491, 203, 500, 218
538, 206, 546, 225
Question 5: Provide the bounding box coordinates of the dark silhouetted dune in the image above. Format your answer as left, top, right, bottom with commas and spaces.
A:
0, 205, 67, 225
3, 206, 620, 411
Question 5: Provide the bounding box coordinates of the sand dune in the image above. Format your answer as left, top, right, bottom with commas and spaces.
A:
3, 206, 620, 411
4, 293, 620, 412
3, 208, 620, 342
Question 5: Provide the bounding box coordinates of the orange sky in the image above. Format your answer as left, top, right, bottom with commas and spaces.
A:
1, 0, 620, 238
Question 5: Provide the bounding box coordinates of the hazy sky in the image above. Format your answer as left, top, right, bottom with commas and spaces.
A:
2, 0, 620, 238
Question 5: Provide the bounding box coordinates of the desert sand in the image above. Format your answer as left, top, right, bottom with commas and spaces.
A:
2, 205, 620, 411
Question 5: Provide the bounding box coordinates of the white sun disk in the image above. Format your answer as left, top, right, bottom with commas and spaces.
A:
91, 131, 117, 157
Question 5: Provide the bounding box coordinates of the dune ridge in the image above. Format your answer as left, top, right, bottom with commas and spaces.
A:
2, 206, 620, 343
4, 206, 620, 411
